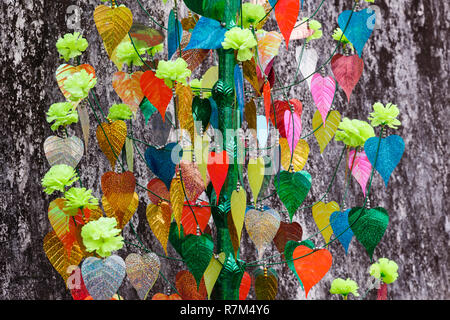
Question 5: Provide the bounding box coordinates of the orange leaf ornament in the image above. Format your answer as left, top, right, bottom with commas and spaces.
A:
101, 171, 136, 213
292, 245, 332, 298
274, 0, 300, 48
112, 71, 145, 113
140, 70, 173, 122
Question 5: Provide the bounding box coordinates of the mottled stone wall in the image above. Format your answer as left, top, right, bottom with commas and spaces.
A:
1, 0, 448, 299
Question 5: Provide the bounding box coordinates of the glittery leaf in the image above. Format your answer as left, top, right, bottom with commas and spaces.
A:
254, 268, 278, 300
43, 231, 83, 286
146, 178, 170, 205
101, 171, 136, 213
146, 202, 172, 254
93, 5, 133, 58
182, 234, 214, 288
245, 208, 280, 259
96, 120, 127, 170
176, 83, 195, 144
175, 270, 207, 300
244, 99, 257, 134
44, 135, 84, 168
243, 58, 261, 95
152, 293, 182, 300
170, 176, 185, 235
81, 255, 126, 300
125, 253, 161, 300
179, 160, 208, 202
102, 192, 138, 229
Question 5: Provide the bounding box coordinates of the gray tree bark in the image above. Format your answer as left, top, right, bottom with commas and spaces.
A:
1, 0, 448, 300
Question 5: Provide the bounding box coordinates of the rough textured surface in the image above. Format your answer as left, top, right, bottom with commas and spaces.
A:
1, 0, 448, 300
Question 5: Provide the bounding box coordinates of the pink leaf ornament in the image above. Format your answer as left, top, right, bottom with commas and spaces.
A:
284, 110, 302, 157
310, 73, 336, 125
348, 149, 372, 196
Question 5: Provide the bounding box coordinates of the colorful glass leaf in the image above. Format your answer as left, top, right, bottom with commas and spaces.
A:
254, 268, 278, 300
203, 252, 225, 299
102, 192, 139, 229
144, 142, 180, 190
279, 138, 309, 172
185, 17, 226, 50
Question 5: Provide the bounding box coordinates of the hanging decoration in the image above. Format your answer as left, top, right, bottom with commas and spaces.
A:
41, 0, 404, 301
